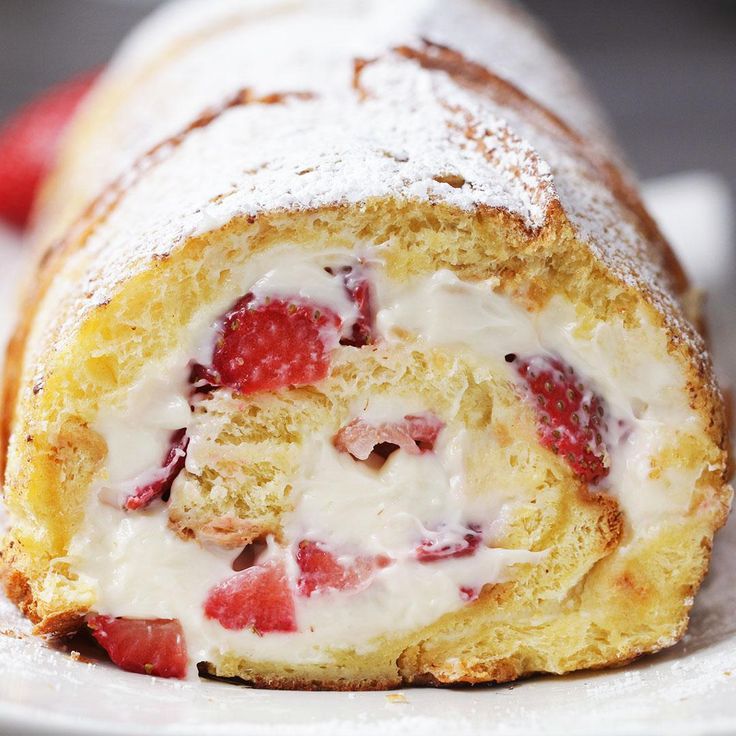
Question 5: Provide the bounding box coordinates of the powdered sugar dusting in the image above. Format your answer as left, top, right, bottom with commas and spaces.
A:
35, 0, 612, 248
15, 0, 718, 468
28, 52, 561, 373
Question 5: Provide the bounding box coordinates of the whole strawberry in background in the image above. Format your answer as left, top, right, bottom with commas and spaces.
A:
0, 69, 98, 229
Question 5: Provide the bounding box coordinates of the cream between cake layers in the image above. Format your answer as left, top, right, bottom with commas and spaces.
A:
1, 0, 730, 690
49, 245, 713, 677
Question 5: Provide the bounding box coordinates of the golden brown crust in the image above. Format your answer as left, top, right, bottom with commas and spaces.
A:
1, 554, 84, 636
1, 563, 34, 618
200, 662, 403, 692
388, 40, 689, 297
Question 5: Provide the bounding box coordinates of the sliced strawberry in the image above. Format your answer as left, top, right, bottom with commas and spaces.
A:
513, 354, 609, 484
211, 295, 341, 395
124, 429, 189, 511
87, 615, 188, 679
204, 560, 297, 633
415, 524, 482, 563
0, 70, 98, 228
333, 412, 444, 461
340, 266, 374, 347
296, 540, 391, 597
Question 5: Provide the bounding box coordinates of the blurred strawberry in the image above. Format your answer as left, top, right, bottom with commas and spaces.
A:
0, 69, 98, 229
336, 265, 374, 347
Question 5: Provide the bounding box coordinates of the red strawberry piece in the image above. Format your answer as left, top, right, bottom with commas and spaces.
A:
0, 69, 98, 228
204, 560, 297, 633
339, 267, 374, 347
459, 586, 479, 602
333, 412, 444, 461
513, 354, 609, 484
402, 414, 444, 451
211, 295, 341, 395
296, 540, 391, 597
415, 524, 483, 563
87, 615, 188, 679
188, 361, 220, 393
124, 429, 189, 511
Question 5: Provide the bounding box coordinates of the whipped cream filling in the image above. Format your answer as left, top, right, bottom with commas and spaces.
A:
94, 369, 192, 507
376, 270, 699, 531
93, 246, 364, 503
67, 244, 701, 673
71, 421, 541, 672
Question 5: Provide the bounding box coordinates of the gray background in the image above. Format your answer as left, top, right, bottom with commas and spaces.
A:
1, 0, 734, 188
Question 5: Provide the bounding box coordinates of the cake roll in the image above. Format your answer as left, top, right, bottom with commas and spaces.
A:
1, 0, 731, 690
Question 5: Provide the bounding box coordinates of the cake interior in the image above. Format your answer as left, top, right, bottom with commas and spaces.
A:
4, 207, 725, 686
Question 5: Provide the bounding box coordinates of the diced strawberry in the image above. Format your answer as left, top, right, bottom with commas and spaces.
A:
513, 354, 609, 484
124, 429, 189, 511
334, 418, 414, 460
333, 412, 444, 461
204, 560, 297, 633
0, 69, 98, 228
459, 586, 479, 602
415, 524, 483, 563
188, 361, 219, 393
87, 615, 188, 679
211, 295, 341, 395
402, 414, 444, 451
295, 540, 391, 597
340, 267, 374, 347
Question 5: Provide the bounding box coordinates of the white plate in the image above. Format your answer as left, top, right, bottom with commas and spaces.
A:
0, 174, 734, 736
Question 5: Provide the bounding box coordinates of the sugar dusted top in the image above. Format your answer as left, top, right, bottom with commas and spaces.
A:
20, 0, 710, 412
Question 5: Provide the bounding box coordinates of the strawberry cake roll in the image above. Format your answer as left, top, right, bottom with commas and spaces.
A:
1, 0, 731, 689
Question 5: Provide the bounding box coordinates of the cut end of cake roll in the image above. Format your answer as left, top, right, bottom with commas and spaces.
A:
0, 0, 731, 690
